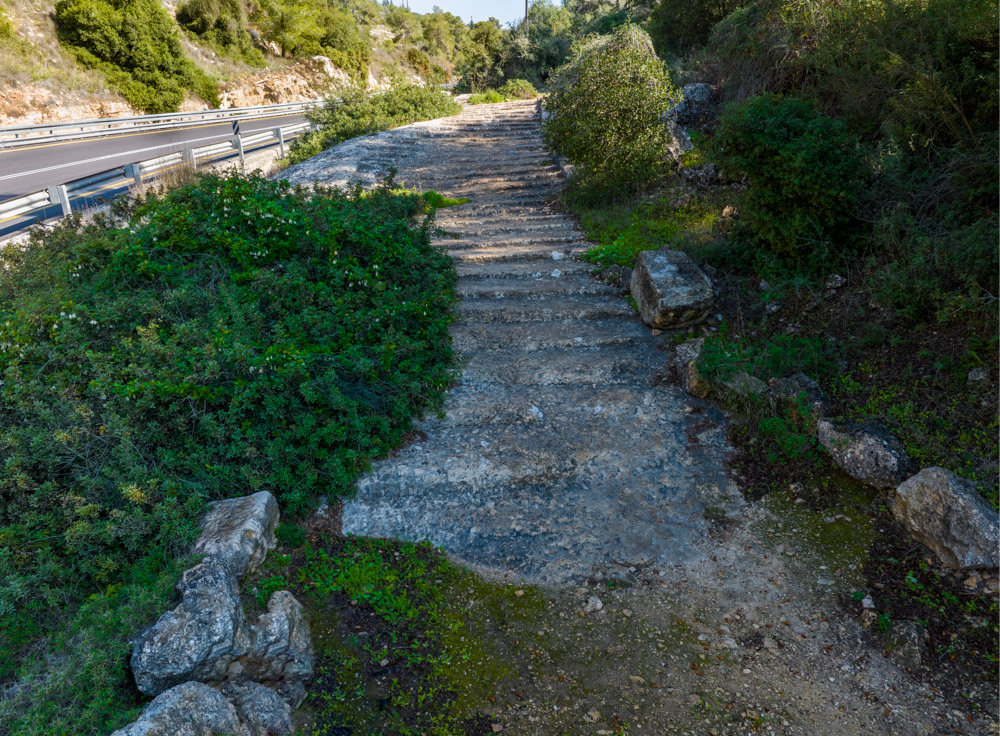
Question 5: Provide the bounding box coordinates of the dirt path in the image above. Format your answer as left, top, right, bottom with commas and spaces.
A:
281, 101, 995, 736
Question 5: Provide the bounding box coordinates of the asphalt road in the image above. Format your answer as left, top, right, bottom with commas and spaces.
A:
0, 111, 308, 199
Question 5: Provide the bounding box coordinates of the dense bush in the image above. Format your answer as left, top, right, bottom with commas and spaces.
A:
543, 24, 679, 201
497, 77, 537, 99
710, 94, 865, 257
703, 0, 997, 149
55, 0, 218, 112
467, 79, 537, 104
288, 84, 460, 164
176, 0, 264, 65
0, 174, 458, 734
648, 0, 745, 55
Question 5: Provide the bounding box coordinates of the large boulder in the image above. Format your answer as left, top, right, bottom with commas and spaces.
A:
219, 682, 294, 736
110, 682, 248, 736
674, 83, 713, 127
674, 338, 710, 399
192, 491, 280, 580
817, 419, 910, 489
630, 249, 714, 329
890, 467, 999, 570
242, 591, 315, 707
131, 557, 251, 696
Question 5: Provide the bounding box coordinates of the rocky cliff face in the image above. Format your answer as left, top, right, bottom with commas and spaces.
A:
217, 56, 353, 109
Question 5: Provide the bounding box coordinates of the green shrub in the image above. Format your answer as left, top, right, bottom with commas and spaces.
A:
288, 84, 460, 164
0, 173, 458, 722
497, 77, 537, 99
54, 0, 218, 112
404, 46, 430, 77
543, 25, 680, 202
467, 89, 505, 104
648, 0, 745, 55
176, 0, 264, 65
710, 94, 865, 257
0, 559, 190, 735
0, 8, 13, 39
275, 523, 306, 548
704, 0, 998, 149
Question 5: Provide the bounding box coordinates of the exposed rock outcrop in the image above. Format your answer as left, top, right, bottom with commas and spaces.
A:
218, 56, 351, 109
124, 492, 313, 734
131, 556, 251, 696
817, 419, 910, 489
110, 682, 248, 736
630, 249, 715, 329
192, 491, 279, 579
890, 467, 999, 570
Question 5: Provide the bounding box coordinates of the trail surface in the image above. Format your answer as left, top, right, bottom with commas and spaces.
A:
281, 101, 994, 736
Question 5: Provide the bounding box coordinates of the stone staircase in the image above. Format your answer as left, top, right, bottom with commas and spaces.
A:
286, 100, 740, 583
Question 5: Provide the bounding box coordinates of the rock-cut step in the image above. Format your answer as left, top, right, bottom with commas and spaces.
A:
454, 259, 594, 280
458, 294, 635, 322
457, 274, 612, 300
452, 318, 652, 352
461, 344, 665, 386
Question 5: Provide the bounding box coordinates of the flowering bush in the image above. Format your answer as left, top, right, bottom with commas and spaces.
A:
0, 173, 458, 732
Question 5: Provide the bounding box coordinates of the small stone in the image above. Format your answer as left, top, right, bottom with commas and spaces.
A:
584, 596, 603, 613
651, 329, 662, 336
967, 366, 989, 387
514, 589, 525, 597
551, 251, 565, 261
622, 609, 633, 617
491, 724, 504, 733
584, 709, 600, 723
825, 274, 847, 289
861, 596, 875, 609
550, 269, 562, 278
763, 637, 778, 650
380, 658, 389, 667
885, 620, 925, 669
675, 338, 710, 399
765, 301, 782, 315
817, 578, 834, 586
722, 371, 768, 398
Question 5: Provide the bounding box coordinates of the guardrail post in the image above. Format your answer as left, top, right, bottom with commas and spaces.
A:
183, 148, 197, 171
48, 185, 72, 217
235, 134, 246, 175
125, 163, 142, 187
275, 127, 286, 159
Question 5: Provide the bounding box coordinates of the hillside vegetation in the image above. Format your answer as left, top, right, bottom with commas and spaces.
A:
0, 174, 458, 734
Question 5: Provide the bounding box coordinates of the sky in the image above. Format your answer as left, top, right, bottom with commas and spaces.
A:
397, 0, 533, 27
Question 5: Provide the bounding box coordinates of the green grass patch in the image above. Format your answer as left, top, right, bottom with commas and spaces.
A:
251, 536, 539, 735
575, 190, 722, 267
422, 190, 469, 208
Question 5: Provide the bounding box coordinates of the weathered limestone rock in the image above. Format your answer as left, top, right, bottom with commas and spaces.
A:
192, 491, 279, 579
131, 557, 251, 696
219, 682, 294, 736
674, 83, 713, 127
885, 621, 925, 669
817, 419, 910, 489
243, 591, 315, 706
890, 467, 999, 570
680, 162, 719, 188
674, 338, 710, 399
769, 373, 828, 425
630, 249, 714, 329
110, 682, 248, 736
665, 120, 694, 162
722, 371, 768, 399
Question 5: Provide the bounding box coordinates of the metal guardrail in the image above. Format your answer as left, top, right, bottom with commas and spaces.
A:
0, 120, 315, 234
0, 100, 322, 149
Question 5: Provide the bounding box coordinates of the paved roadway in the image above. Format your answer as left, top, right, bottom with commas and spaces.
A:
0, 111, 308, 199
